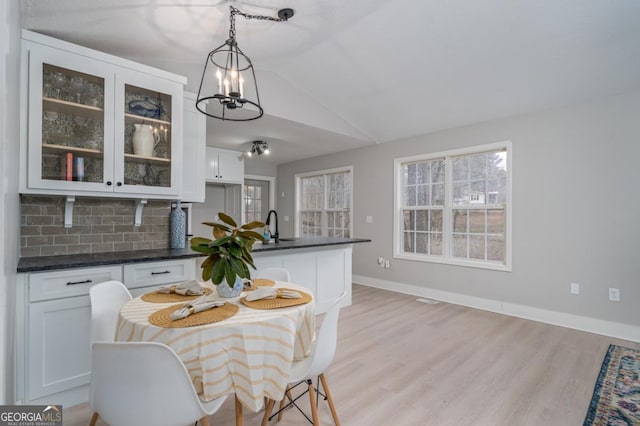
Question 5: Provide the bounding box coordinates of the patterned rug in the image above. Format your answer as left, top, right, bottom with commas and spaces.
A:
584, 344, 640, 425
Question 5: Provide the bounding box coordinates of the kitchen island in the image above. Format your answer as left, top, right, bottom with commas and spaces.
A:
15, 237, 369, 407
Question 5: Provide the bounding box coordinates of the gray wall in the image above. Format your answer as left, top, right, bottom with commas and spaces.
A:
278, 90, 640, 327
1, 0, 21, 404
244, 158, 278, 177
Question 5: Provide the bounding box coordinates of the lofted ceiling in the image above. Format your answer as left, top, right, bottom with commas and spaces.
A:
21, 0, 640, 165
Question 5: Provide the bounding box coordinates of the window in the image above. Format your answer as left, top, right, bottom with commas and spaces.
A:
243, 176, 275, 225
295, 167, 352, 238
394, 142, 511, 271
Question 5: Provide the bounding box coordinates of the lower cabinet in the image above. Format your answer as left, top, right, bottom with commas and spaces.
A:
16, 258, 196, 406
252, 245, 353, 314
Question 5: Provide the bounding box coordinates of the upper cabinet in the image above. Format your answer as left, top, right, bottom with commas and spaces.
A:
181, 92, 207, 203
20, 30, 186, 199
205, 147, 245, 185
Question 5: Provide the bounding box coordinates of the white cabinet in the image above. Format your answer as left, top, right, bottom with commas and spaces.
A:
253, 245, 353, 314
205, 147, 245, 184
17, 265, 122, 405
20, 30, 185, 199
15, 258, 196, 406
28, 296, 93, 401
181, 92, 206, 202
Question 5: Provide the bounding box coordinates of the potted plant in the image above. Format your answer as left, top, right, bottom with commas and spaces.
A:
190, 212, 265, 297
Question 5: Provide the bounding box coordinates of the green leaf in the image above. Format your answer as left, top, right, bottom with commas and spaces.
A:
228, 244, 242, 259
201, 254, 219, 270
240, 261, 250, 278
211, 259, 226, 284
211, 236, 232, 246
190, 237, 212, 246
218, 212, 238, 228
201, 261, 213, 281
242, 221, 265, 229
190, 244, 214, 254
237, 230, 265, 241
224, 261, 236, 288
229, 257, 245, 276
202, 222, 231, 231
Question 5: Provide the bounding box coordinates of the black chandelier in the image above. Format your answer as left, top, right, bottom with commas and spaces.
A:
196, 6, 294, 121
247, 141, 270, 157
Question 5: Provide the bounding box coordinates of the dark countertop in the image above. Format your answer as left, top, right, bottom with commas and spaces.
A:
17, 237, 371, 273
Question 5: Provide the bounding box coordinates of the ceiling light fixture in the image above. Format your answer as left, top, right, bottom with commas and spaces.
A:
247, 141, 270, 157
196, 6, 294, 121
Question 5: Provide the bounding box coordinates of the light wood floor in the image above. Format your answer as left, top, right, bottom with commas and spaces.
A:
64, 284, 639, 426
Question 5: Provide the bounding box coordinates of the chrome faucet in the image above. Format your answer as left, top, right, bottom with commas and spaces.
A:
265, 210, 279, 243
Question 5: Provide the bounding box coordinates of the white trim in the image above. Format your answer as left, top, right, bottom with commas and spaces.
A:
393, 141, 512, 271
245, 174, 276, 211
353, 275, 640, 343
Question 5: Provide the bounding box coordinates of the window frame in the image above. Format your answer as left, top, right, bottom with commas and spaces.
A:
393, 141, 512, 272
294, 166, 353, 238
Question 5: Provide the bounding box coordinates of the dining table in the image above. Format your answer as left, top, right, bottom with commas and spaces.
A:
115, 279, 316, 420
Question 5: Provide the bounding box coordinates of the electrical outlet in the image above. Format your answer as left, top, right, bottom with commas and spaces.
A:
570, 282, 580, 295
609, 288, 620, 302
384, 259, 391, 269
366, 216, 373, 223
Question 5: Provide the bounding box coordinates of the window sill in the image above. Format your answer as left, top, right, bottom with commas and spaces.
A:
393, 252, 512, 272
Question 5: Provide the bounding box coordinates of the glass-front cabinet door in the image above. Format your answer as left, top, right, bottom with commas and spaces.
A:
27, 47, 115, 192
24, 41, 182, 197
114, 70, 182, 196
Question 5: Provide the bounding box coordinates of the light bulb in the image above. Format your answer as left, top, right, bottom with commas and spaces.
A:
264, 147, 270, 155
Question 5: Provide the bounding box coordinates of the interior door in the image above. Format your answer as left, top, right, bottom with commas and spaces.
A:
244, 178, 270, 224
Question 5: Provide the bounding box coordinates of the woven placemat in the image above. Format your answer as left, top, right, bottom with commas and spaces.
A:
148, 302, 239, 328
141, 287, 213, 303
244, 278, 276, 291
241, 288, 312, 310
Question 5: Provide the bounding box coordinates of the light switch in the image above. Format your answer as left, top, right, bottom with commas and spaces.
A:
366, 216, 373, 223
570, 282, 579, 295
283, 216, 289, 222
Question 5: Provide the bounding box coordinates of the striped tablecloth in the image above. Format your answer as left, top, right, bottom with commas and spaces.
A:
115, 281, 315, 412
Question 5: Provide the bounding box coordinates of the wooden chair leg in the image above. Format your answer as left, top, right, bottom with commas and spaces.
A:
89, 412, 99, 426
261, 398, 275, 426
235, 395, 244, 426
277, 389, 293, 421
319, 374, 340, 426
200, 415, 211, 426
307, 380, 320, 425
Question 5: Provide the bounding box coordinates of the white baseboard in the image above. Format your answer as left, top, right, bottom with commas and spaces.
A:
352, 275, 640, 343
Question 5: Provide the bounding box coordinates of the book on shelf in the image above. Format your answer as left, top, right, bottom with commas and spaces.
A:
65, 152, 73, 181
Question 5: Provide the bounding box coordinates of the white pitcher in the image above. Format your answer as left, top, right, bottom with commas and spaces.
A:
132, 124, 159, 157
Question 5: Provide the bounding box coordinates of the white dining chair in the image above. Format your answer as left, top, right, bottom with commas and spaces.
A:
262, 294, 345, 425
89, 280, 132, 343
89, 341, 227, 426
256, 267, 291, 282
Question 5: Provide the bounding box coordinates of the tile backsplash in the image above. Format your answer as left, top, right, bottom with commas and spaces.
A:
20, 195, 172, 257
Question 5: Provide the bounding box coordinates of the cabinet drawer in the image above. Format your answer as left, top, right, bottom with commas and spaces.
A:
123, 259, 195, 289
29, 266, 123, 302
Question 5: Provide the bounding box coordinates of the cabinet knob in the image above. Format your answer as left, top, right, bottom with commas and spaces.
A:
106, 181, 112, 186
117, 182, 122, 187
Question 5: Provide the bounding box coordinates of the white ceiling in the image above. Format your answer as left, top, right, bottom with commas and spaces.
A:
21, 0, 640, 165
